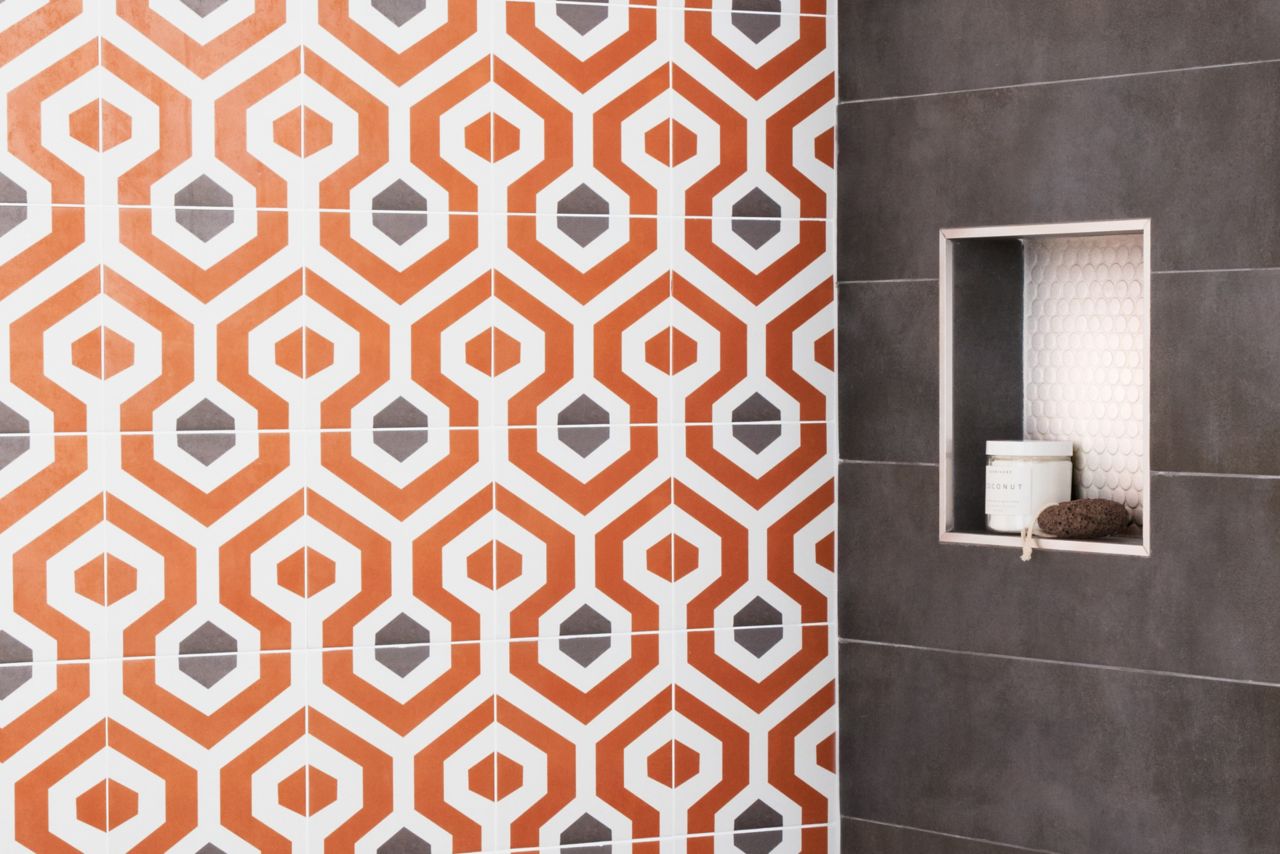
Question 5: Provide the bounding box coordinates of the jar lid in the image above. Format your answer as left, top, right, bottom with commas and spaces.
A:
986, 439, 1073, 457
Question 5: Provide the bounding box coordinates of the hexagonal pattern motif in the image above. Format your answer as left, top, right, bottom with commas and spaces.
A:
174, 175, 235, 242
176, 399, 237, 465
0, 0, 835, 851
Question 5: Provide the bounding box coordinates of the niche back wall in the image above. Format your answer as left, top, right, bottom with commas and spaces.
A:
839, 2, 1280, 852
0, 0, 836, 851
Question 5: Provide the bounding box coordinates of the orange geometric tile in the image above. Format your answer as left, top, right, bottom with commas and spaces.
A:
0, 0, 838, 848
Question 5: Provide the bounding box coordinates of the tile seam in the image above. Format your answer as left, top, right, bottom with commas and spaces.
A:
840, 638, 1280, 689
837, 461, 1280, 481
840, 817, 1062, 854
837, 268, 1280, 286
837, 55, 1280, 105
838, 459, 937, 467
0, 620, 839, 667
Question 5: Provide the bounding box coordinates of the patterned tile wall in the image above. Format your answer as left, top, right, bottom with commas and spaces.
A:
0, 0, 835, 851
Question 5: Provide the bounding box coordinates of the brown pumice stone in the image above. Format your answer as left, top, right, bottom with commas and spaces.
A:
1037, 498, 1129, 539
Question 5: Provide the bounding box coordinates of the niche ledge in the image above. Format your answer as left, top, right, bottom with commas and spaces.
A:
938, 220, 1151, 558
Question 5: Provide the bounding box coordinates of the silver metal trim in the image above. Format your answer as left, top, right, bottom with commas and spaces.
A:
937, 219, 1152, 558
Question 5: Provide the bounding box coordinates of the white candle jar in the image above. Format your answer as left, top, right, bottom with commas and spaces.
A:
984, 440, 1074, 533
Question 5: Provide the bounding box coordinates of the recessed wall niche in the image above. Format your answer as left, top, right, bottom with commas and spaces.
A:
939, 220, 1151, 557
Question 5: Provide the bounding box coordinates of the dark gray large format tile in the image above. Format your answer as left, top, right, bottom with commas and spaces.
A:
837, 63, 1280, 281
838, 462, 1280, 682
837, 281, 938, 463
841, 816, 1045, 854
839, 0, 1280, 101
1152, 270, 1280, 476
840, 642, 1280, 854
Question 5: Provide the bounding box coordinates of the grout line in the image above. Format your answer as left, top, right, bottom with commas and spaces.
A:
839, 459, 938, 467
829, 5, 842, 790
1, 622, 837, 668
840, 638, 1280, 690
19, 419, 838, 437
838, 56, 1280, 105
841, 817, 1062, 854
836, 277, 936, 285
488, 3, 501, 827
666, 27, 678, 838
1151, 469, 1280, 481
509, 0, 833, 17
0, 200, 831, 223
96, 15, 112, 848
1152, 266, 1280, 275
299, 6, 312, 829
839, 267, 1280, 285
497, 822, 836, 853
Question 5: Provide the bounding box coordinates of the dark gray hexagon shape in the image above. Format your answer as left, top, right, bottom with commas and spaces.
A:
373, 396, 431, 429
0, 663, 33, 701
0, 173, 28, 240
731, 188, 782, 249
178, 398, 236, 432
733, 800, 784, 853
371, 179, 430, 245
179, 653, 238, 689
372, 397, 431, 462
375, 645, 431, 678
557, 394, 611, 458
730, 4, 782, 43
0, 631, 33, 665
378, 828, 432, 854
176, 399, 236, 466
374, 614, 432, 677
0, 636, 31, 704
559, 604, 611, 667
731, 392, 782, 454
180, 621, 237, 655
558, 394, 609, 427
560, 813, 611, 853
0, 401, 30, 433
175, 175, 235, 242
375, 613, 432, 647
556, 184, 610, 247
0, 401, 30, 470
556, 0, 609, 35
373, 0, 427, 26
732, 597, 784, 658
179, 0, 232, 16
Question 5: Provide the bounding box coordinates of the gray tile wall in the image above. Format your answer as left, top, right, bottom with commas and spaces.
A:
837, 3, 1280, 851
